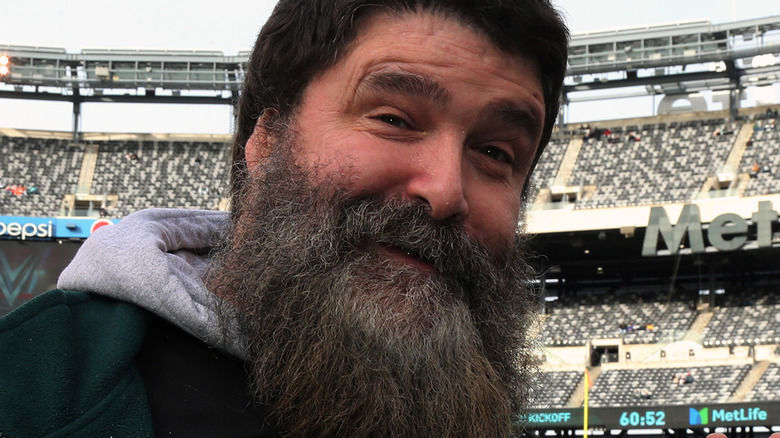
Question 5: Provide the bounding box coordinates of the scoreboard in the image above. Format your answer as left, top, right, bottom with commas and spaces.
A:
523, 401, 780, 430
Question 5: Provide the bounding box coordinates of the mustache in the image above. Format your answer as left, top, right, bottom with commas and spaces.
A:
334, 195, 509, 292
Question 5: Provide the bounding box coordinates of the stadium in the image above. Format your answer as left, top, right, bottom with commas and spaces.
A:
1, 9, 780, 438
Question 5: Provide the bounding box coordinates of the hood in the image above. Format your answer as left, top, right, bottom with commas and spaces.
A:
57, 208, 246, 358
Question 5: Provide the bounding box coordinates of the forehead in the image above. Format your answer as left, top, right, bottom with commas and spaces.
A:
341, 11, 542, 89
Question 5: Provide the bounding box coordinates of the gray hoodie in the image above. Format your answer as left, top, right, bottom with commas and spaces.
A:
57, 208, 247, 358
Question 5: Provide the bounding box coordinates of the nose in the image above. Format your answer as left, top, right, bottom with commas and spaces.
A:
405, 136, 470, 222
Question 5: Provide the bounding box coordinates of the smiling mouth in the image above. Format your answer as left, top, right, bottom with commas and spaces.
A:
381, 244, 439, 274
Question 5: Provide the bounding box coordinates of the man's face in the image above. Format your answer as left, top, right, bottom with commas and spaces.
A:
220, 10, 543, 436
247, 11, 545, 254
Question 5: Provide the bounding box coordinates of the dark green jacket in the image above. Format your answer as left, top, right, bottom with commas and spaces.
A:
0, 290, 154, 438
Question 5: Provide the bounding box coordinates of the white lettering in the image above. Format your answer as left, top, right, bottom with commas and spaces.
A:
0, 220, 54, 240
7, 223, 21, 237
21, 223, 37, 240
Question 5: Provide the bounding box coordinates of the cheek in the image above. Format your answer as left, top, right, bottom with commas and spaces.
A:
343, 146, 415, 195
467, 190, 521, 249
296, 131, 410, 194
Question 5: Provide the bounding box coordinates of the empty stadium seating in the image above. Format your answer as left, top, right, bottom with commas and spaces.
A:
567, 119, 734, 209
0, 135, 83, 217
744, 362, 780, 402
90, 139, 230, 217
531, 370, 582, 409
540, 291, 696, 347
702, 287, 780, 347
534, 285, 780, 411
587, 365, 751, 407
0, 133, 230, 218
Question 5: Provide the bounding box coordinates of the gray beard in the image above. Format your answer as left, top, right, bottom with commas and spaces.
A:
208, 146, 540, 437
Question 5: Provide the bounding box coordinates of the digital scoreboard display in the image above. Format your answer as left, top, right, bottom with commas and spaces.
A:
523, 401, 780, 430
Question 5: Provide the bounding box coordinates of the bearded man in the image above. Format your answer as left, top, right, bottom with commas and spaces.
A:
0, 0, 569, 436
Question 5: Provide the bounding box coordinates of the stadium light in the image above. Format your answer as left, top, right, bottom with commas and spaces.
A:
752, 54, 777, 68
0, 55, 8, 76
712, 61, 727, 72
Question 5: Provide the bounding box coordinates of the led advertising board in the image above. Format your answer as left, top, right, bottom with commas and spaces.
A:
1, 216, 118, 315
524, 401, 780, 430
0, 216, 118, 241
0, 239, 82, 315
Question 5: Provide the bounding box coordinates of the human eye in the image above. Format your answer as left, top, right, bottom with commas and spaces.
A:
476, 145, 513, 165
374, 113, 411, 129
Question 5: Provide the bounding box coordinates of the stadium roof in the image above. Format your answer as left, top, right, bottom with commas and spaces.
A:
1, 16, 778, 106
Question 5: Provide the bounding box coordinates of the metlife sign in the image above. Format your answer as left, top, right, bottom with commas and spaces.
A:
689, 405, 769, 426
0, 216, 118, 240
642, 201, 780, 256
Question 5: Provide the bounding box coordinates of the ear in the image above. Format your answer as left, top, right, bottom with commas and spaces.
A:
245, 110, 278, 172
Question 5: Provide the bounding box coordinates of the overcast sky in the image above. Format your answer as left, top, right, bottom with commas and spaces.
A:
1, 0, 779, 133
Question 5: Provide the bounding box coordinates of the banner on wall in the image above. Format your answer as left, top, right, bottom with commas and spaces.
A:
0, 216, 118, 241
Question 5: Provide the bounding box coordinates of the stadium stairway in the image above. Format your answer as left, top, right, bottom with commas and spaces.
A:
568, 367, 602, 408
683, 309, 714, 342
697, 122, 755, 196
725, 122, 755, 171
554, 137, 583, 185
76, 143, 99, 194
728, 360, 771, 402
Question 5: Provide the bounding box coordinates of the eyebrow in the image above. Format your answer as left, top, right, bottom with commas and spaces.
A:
478, 101, 542, 135
357, 71, 542, 136
357, 71, 451, 109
